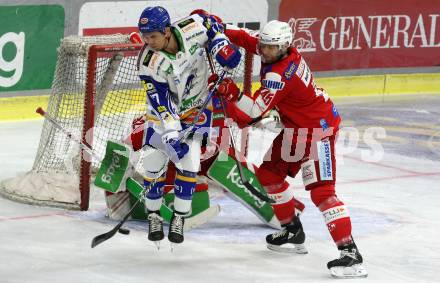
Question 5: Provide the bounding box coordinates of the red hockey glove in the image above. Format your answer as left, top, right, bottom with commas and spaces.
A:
217, 78, 240, 102
190, 9, 223, 24
208, 73, 219, 86
129, 32, 143, 44
207, 73, 219, 93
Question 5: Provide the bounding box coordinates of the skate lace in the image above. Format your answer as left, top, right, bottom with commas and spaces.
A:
170, 214, 184, 235
340, 249, 357, 260
272, 229, 288, 239
148, 213, 163, 233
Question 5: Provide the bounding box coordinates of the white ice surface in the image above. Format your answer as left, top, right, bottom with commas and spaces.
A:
1, 119, 440, 283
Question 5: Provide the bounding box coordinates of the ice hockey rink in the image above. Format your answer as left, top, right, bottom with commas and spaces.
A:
1, 95, 439, 283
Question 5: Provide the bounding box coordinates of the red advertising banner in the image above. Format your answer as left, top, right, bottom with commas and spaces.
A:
279, 0, 440, 71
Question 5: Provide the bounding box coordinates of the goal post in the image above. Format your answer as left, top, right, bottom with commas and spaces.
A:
81, 44, 144, 210
0, 34, 254, 211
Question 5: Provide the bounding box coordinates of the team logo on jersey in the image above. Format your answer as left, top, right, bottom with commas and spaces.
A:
284, 61, 297, 80
183, 74, 195, 97
184, 111, 207, 125
288, 17, 318, 52
301, 159, 318, 187
302, 163, 314, 183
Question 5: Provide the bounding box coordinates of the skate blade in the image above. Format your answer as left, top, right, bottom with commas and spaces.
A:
267, 243, 308, 254
329, 264, 368, 278
170, 242, 181, 253
151, 241, 161, 251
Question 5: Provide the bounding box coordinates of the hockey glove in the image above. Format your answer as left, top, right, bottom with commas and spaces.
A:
190, 9, 223, 24
162, 131, 189, 160
207, 73, 220, 92
206, 21, 225, 40
209, 38, 241, 70
217, 78, 241, 102
129, 32, 143, 44
126, 115, 146, 151
190, 9, 224, 40
253, 109, 283, 133
166, 138, 189, 160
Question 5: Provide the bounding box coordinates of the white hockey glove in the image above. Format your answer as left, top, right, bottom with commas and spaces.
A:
161, 131, 189, 160
254, 109, 283, 133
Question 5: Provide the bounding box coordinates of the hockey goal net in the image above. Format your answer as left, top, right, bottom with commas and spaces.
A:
0, 34, 254, 210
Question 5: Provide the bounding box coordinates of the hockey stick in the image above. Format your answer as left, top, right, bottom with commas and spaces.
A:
36, 107, 94, 155
37, 71, 225, 247
205, 50, 274, 204
178, 69, 226, 142
36, 107, 135, 237
218, 97, 274, 204
91, 194, 144, 247
90, 73, 226, 248
92, 196, 221, 248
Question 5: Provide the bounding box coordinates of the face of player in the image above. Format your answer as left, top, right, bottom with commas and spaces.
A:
141, 30, 169, 51
258, 43, 286, 64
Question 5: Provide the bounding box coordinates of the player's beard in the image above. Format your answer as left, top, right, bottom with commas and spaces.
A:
261, 49, 286, 64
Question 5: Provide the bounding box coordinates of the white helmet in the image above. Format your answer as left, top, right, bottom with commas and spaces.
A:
259, 20, 293, 48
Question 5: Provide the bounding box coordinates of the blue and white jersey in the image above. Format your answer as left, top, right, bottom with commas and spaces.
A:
137, 14, 210, 133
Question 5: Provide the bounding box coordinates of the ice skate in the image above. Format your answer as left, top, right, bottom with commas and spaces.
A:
147, 211, 164, 250
327, 242, 368, 278
168, 212, 185, 251
266, 217, 308, 254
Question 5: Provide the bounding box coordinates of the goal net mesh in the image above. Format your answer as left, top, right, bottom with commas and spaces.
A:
0, 34, 253, 210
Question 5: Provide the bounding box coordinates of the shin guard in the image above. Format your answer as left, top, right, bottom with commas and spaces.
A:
317, 195, 352, 246
173, 170, 197, 214
144, 175, 166, 212
265, 182, 298, 225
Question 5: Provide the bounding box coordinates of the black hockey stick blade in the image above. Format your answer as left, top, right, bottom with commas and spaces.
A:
243, 181, 275, 204
118, 227, 130, 235
91, 197, 142, 248
91, 222, 123, 248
